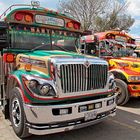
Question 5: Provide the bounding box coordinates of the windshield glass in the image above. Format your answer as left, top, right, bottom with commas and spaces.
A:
10, 29, 80, 52
51, 31, 79, 52
99, 41, 136, 57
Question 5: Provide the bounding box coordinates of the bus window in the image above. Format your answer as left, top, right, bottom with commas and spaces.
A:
10, 30, 51, 50
0, 27, 8, 49
85, 42, 97, 55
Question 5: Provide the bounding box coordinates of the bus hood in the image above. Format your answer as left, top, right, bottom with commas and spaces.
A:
109, 57, 140, 76
16, 50, 108, 79
20, 50, 107, 64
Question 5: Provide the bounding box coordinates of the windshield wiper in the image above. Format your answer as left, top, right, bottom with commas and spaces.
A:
30, 43, 70, 52
52, 44, 71, 52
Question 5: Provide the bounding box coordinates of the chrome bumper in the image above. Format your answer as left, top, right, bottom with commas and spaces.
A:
24, 95, 116, 135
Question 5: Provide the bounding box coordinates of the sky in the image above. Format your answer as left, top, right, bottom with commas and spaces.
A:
127, 0, 140, 39
0, 0, 140, 39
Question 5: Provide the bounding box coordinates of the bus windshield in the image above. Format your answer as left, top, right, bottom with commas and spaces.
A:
99, 40, 136, 57
10, 29, 79, 52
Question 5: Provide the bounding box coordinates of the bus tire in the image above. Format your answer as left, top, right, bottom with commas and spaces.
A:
115, 79, 130, 105
9, 87, 31, 138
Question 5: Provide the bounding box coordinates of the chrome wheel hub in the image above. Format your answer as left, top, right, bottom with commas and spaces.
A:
12, 98, 21, 127
115, 86, 122, 99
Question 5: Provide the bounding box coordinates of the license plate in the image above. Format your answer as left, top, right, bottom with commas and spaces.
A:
84, 111, 97, 121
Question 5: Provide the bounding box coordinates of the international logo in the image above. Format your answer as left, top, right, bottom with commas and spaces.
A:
84, 60, 90, 68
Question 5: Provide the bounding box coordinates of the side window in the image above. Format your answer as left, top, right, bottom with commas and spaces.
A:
99, 41, 106, 55
0, 27, 8, 50
80, 43, 86, 54
86, 43, 97, 55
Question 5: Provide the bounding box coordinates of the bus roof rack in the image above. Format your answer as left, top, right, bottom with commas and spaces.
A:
0, 4, 31, 20
0, 2, 43, 20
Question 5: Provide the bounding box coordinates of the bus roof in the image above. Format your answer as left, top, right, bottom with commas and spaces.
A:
94, 30, 135, 41
0, 4, 82, 33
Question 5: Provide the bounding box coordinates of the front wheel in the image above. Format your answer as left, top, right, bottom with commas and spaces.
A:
115, 79, 130, 105
9, 87, 31, 138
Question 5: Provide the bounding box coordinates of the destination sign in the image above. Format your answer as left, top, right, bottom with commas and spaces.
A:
35, 15, 65, 27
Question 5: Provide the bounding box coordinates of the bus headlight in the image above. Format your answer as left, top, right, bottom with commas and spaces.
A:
128, 76, 140, 82
40, 84, 50, 95
39, 84, 56, 96
23, 76, 56, 97
108, 73, 116, 89
29, 80, 39, 89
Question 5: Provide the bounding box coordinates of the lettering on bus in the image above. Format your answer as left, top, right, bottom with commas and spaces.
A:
35, 15, 65, 27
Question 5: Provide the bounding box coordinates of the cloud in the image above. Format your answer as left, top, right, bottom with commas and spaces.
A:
129, 19, 140, 38
126, 0, 140, 38
127, 0, 140, 17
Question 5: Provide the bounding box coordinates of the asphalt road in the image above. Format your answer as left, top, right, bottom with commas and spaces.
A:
0, 98, 140, 140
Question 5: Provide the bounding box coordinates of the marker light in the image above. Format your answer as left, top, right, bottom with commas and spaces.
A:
67, 22, 73, 28
50, 63, 55, 79
3, 53, 15, 63
25, 63, 32, 72
25, 14, 33, 22
74, 23, 80, 29
15, 13, 24, 21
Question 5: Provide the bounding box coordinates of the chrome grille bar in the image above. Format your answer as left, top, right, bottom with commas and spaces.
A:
60, 64, 108, 93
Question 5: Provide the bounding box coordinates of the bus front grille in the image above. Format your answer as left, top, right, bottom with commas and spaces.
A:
60, 64, 108, 93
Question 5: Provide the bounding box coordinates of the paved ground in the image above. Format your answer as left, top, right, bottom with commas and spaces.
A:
0, 98, 140, 140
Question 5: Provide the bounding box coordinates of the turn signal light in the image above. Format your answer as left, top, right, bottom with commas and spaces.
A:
25, 63, 32, 72
3, 53, 15, 63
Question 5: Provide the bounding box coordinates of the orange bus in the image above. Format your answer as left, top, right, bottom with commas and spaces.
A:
81, 30, 140, 105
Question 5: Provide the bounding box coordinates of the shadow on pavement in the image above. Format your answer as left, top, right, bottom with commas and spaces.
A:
1, 99, 140, 140
23, 99, 140, 140
123, 97, 140, 108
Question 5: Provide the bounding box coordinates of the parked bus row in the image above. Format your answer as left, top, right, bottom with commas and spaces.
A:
81, 30, 140, 105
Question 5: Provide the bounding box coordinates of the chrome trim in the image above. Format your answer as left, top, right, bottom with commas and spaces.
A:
23, 75, 58, 98
24, 94, 116, 124
59, 64, 108, 93
28, 111, 116, 135
50, 57, 112, 98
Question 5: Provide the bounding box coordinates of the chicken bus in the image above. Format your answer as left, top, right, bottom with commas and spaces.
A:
0, 2, 116, 138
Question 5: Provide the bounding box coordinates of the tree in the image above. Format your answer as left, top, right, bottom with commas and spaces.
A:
58, 0, 135, 32
58, 0, 109, 30
94, 0, 135, 32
